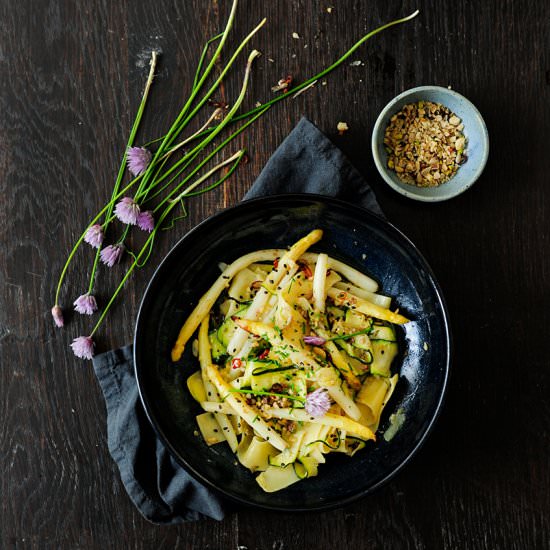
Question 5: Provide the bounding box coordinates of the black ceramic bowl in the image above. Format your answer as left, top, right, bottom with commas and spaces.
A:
134, 194, 451, 511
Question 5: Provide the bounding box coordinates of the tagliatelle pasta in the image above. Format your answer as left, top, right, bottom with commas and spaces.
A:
172, 229, 409, 492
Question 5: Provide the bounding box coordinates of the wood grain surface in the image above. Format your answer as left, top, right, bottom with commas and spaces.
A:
1, 0, 549, 548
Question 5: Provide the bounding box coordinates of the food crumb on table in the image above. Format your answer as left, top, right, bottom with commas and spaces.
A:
337, 121, 349, 134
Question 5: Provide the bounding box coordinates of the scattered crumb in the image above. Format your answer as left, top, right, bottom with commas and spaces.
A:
326, 6, 333, 13
353, 241, 358, 246
304, 44, 308, 48
271, 75, 292, 93
337, 121, 349, 134
292, 32, 300, 39
71, 408, 75, 413
268, 58, 275, 63
423, 342, 429, 351
349, 60, 362, 67
361, 253, 367, 260
193, 430, 199, 437
255, 101, 262, 107
448, 85, 452, 89
322, 81, 327, 86
291, 53, 297, 58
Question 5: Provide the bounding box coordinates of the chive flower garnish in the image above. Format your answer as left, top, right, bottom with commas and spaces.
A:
73, 293, 98, 315
70, 336, 95, 360
126, 146, 152, 176
100, 244, 125, 267
137, 210, 155, 232
83, 224, 104, 249
303, 335, 326, 346
305, 388, 331, 418
114, 197, 141, 225
51, 0, 419, 355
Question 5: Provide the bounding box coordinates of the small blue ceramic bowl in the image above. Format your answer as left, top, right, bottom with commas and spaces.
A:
372, 86, 489, 202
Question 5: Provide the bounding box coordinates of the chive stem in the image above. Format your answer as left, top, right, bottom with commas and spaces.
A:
327, 327, 374, 342
228, 388, 306, 404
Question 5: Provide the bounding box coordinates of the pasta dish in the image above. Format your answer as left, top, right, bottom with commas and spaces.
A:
171, 229, 409, 492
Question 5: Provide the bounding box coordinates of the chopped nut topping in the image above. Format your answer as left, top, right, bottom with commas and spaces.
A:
384, 101, 467, 187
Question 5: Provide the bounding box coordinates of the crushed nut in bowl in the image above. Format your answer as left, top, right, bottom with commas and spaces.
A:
371, 86, 489, 202
384, 101, 467, 187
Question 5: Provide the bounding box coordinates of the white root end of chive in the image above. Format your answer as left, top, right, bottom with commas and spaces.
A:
169, 150, 244, 203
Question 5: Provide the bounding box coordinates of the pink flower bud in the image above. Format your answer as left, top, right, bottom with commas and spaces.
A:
303, 335, 326, 346
51, 305, 64, 328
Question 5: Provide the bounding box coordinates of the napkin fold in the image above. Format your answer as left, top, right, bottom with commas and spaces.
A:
92, 116, 383, 524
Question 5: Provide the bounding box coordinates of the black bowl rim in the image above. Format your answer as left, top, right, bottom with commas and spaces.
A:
133, 193, 452, 512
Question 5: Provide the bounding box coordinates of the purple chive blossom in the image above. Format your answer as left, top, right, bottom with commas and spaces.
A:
73, 293, 98, 315
114, 197, 140, 225
70, 335, 95, 360
83, 224, 104, 249
137, 210, 155, 232
51, 305, 64, 328
303, 335, 326, 346
100, 243, 125, 267
305, 388, 331, 418
126, 146, 152, 176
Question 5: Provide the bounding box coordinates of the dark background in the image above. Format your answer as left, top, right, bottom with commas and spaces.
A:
1, 1, 549, 549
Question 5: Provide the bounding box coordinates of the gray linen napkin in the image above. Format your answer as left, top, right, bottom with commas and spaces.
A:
92, 116, 383, 524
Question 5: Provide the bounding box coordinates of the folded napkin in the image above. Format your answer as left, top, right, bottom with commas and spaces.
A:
92, 117, 383, 524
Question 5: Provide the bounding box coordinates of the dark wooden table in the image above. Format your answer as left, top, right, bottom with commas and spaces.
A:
2, 1, 550, 548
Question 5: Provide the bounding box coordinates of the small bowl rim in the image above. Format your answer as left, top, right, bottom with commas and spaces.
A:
371, 85, 489, 202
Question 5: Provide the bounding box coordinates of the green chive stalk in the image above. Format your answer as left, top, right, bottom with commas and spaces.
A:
145, 9, 421, 205
132, 0, 240, 199
55, 6, 420, 355
135, 17, 267, 203
149, 106, 270, 206
88, 50, 260, 337
86, 52, 159, 291
227, 388, 306, 404
89, 151, 246, 337
54, 51, 158, 308
169, 10, 421, 147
